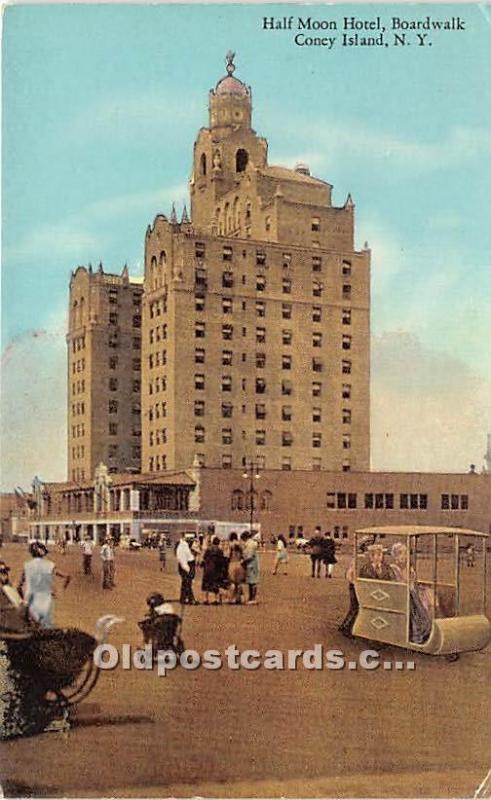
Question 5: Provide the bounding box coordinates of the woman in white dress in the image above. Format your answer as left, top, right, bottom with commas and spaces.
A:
18, 542, 70, 628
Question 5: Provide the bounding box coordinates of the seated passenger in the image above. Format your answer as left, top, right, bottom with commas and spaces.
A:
390, 542, 433, 644
359, 544, 393, 581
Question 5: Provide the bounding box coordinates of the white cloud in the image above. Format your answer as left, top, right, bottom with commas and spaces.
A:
371, 332, 491, 472
3, 222, 103, 262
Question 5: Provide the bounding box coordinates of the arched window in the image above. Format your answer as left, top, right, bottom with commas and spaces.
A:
224, 202, 230, 233
231, 489, 244, 511
159, 251, 166, 265
233, 197, 240, 229
260, 490, 273, 512
236, 149, 248, 173
200, 153, 207, 176
79, 297, 85, 324
150, 256, 157, 269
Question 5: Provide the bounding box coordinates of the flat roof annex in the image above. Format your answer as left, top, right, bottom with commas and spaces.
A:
356, 526, 488, 538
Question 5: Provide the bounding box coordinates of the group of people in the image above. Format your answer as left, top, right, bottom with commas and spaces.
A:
175, 530, 260, 606
308, 528, 338, 579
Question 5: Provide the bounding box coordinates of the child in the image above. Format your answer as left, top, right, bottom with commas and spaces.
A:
138, 592, 183, 659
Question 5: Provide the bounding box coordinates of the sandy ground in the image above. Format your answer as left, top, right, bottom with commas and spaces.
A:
1, 542, 490, 798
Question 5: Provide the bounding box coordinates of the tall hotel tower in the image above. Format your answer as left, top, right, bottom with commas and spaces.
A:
141, 53, 370, 474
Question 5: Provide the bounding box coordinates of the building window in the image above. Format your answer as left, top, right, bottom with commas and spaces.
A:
401, 493, 427, 510
256, 275, 266, 292
342, 308, 352, 325
343, 434, 351, 450
311, 217, 320, 232
195, 241, 205, 259
342, 408, 352, 424
281, 457, 292, 471
109, 378, 118, 391
281, 329, 292, 346
283, 252, 291, 269
222, 271, 234, 288
222, 402, 233, 418
342, 360, 352, 375
109, 422, 118, 436
195, 373, 205, 390
222, 375, 232, 392
222, 324, 233, 341
194, 400, 205, 417
222, 428, 233, 445
326, 492, 335, 509
256, 250, 266, 266
195, 425, 205, 444
256, 327, 266, 344
282, 303, 292, 320
132, 315, 141, 328
282, 380, 292, 396
109, 356, 118, 370
282, 431, 293, 447
312, 306, 322, 324
223, 246, 233, 262
255, 403, 266, 420
461, 494, 469, 510
312, 358, 323, 373
256, 430, 266, 445
343, 284, 352, 300
195, 296, 205, 312
313, 281, 322, 297
342, 384, 351, 400
222, 454, 232, 469
256, 352, 266, 369
195, 321, 205, 339
342, 261, 352, 277
312, 432, 322, 449
282, 278, 292, 294
109, 400, 118, 414
313, 332, 322, 348
256, 300, 266, 317
282, 405, 292, 422
256, 377, 266, 394
342, 334, 352, 350
282, 354, 292, 370
312, 381, 322, 397
223, 297, 233, 314
195, 347, 205, 364
313, 407, 321, 423
222, 350, 233, 366
195, 267, 207, 289
312, 254, 322, 271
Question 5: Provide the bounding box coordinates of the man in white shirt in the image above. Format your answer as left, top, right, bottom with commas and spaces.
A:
176, 534, 199, 605
81, 536, 94, 575
100, 537, 115, 590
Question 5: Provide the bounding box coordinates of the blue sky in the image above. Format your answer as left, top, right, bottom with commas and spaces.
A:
1, 4, 491, 487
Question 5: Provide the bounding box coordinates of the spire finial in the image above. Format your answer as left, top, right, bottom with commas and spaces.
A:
225, 50, 236, 76
170, 203, 177, 225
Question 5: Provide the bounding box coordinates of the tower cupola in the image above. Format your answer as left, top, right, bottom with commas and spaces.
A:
209, 51, 252, 130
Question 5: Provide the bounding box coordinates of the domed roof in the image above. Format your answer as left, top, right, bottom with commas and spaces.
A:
214, 51, 250, 97
215, 74, 249, 97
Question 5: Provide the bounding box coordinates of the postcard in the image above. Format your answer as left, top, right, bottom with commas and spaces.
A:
1, 3, 490, 798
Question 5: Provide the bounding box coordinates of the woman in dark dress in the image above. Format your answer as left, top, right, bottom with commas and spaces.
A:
201, 537, 227, 604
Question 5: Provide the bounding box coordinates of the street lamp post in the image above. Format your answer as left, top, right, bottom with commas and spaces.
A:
242, 459, 261, 534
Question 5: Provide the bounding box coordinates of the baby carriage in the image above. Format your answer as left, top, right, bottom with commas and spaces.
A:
5, 614, 122, 708
138, 593, 185, 661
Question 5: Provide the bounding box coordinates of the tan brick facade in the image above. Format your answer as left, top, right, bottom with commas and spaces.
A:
67, 265, 143, 481
141, 57, 370, 473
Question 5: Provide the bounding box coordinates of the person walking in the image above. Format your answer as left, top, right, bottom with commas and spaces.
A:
321, 531, 337, 578
201, 537, 227, 604
308, 527, 323, 578
176, 533, 199, 605
241, 531, 259, 605
272, 534, 289, 575
100, 537, 115, 590
81, 535, 94, 575
18, 542, 70, 627
158, 536, 167, 572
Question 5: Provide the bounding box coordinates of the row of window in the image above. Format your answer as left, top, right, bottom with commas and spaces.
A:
149, 429, 167, 446
71, 468, 86, 482
71, 402, 85, 416
193, 367, 351, 393
149, 324, 167, 344
191, 427, 351, 449
149, 351, 167, 368
71, 358, 86, 374
195, 322, 353, 349
149, 299, 167, 318
148, 402, 167, 421
324, 492, 469, 511
195, 274, 351, 300
192, 401, 351, 424
71, 336, 86, 353
71, 445, 85, 459
108, 289, 141, 305
169, 454, 350, 472
72, 380, 85, 396
195, 297, 353, 326
72, 423, 85, 439
197, 242, 352, 276
107, 444, 141, 460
